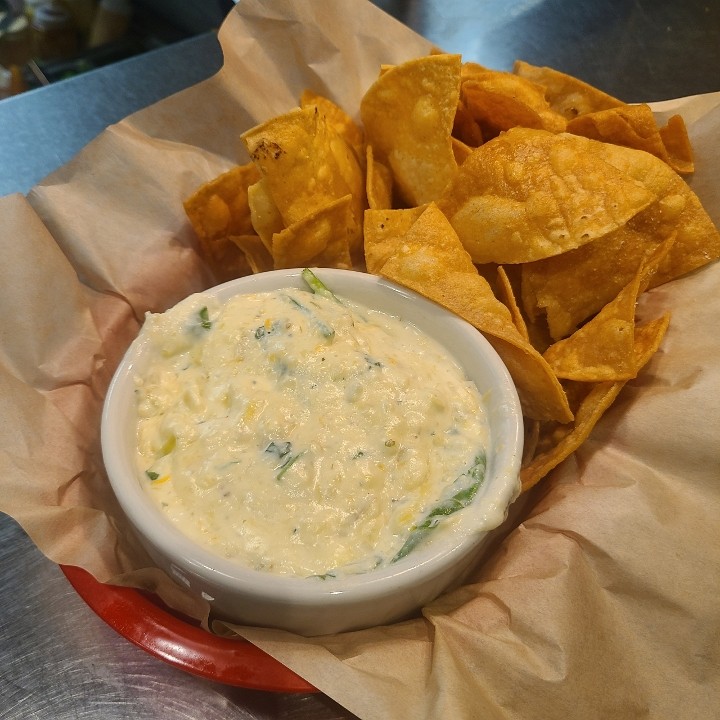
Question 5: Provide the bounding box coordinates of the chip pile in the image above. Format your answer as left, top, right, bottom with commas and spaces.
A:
182, 54, 720, 492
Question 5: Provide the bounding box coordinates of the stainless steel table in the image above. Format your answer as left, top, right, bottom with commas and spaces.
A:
2, 1, 719, 718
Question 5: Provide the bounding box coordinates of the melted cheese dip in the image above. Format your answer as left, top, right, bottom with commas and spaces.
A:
134, 287, 489, 577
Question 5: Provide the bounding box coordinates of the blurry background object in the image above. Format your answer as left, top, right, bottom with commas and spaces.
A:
63, 0, 97, 44
0, 62, 10, 96
88, 0, 131, 47
0, 9, 30, 66
1, 0, 716, 100
30, 1, 78, 61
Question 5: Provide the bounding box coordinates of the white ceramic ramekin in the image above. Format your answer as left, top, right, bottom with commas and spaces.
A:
101, 268, 523, 636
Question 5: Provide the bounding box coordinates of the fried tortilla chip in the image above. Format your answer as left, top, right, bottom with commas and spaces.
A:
658, 114, 694, 175
230, 234, 273, 274
522, 139, 720, 338
365, 144, 394, 211
300, 89, 364, 156
438, 128, 655, 264
247, 178, 285, 253
364, 205, 428, 275
496, 266, 529, 341
520, 312, 670, 492
453, 97, 484, 147
592, 138, 718, 285
183, 163, 260, 239
461, 70, 566, 137
183, 162, 261, 281
364, 203, 572, 423
271, 194, 353, 270
520, 381, 624, 492
542, 235, 674, 381
567, 104, 694, 175
360, 53, 462, 206
241, 105, 365, 252
461, 61, 491, 79
513, 60, 624, 120
451, 137, 474, 166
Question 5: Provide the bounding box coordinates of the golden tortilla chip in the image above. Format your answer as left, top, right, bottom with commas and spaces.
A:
496, 266, 529, 341
521, 220, 657, 341
241, 105, 364, 252
460, 61, 491, 81
364, 206, 428, 274
364, 203, 572, 423
567, 104, 694, 175
513, 60, 624, 120
247, 178, 285, 253
453, 98, 484, 147
522, 139, 720, 339
542, 235, 674, 381
271, 194, 353, 270
520, 311, 670, 491
230, 234, 273, 274
360, 53, 461, 206
451, 137, 474, 166
593, 138, 718, 285
461, 70, 566, 137
658, 114, 694, 175
299, 89, 364, 156
365, 145, 394, 211
520, 381, 623, 492
183, 162, 261, 281
183, 163, 260, 239
630, 313, 672, 372
438, 128, 655, 264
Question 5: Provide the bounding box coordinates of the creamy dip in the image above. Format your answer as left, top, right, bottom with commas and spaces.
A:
134, 280, 490, 577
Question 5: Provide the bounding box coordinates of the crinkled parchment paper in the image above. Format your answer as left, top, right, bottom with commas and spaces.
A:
1, 1, 718, 718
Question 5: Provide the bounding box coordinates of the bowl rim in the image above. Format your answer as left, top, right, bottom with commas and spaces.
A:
101, 267, 523, 605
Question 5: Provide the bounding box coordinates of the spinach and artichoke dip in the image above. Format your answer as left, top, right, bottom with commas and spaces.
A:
134, 272, 490, 578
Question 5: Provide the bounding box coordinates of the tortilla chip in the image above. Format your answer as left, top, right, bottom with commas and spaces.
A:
461, 70, 566, 137
520, 381, 622, 491
271, 194, 353, 270
496, 266, 529, 341
300, 89, 364, 156
364, 206, 428, 275
241, 105, 364, 252
183, 163, 260, 238
451, 137, 474, 166
183, 162, 261, 281
365, 145, 394, 211
629, 313, 672, 371
365, 203, 572, 423
230, 234, 274, 274
520, 312, 670, 491
360, 53, 461, 206
594, 139, 719, 285
513, 60, 624, 120
247, 178, 285, 253
658, 114, 694, 175
542, 235, 674, 381
567, 104, 694, 174
522, 140, 720, 339
438, 128, 655, 264
453, 98, 484, 147
460, 61, 492, 82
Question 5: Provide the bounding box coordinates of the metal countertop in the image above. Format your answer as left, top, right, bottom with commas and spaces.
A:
1, 1, 719, 718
